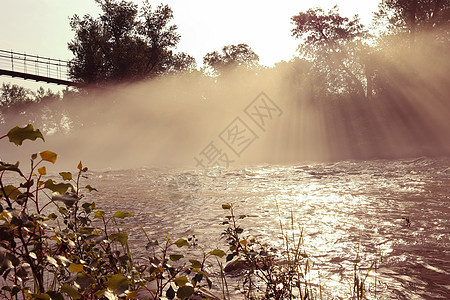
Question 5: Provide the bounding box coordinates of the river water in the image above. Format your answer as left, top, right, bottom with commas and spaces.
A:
85, 157, 450, 299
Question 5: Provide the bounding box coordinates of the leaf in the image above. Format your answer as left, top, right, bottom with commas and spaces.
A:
174, 238, 189, 248
189, 259, 202, 269
173, 276, 189, 287
44, 179, 73, 194
69, 263, 83, 273
0, 185, 24, 200
46, 256, 59, 267
61, 284, 81, 299
94, 210, 105, 219
48, 213, 58, 220
209, 249, 226, 258
40, 150, 57, 164
38, 166, 46, 176
177, 286, 194, 299
106, 274, 129, 291
222, 204, 231, 210
59, 172, 72, 181
113, 211, 133, 219
109, 233, 128, 246
85, 185, 98, 192
0, 161, 23, 176
7, 124, 44, 146
169, 254, 184, 261
31, 293, 50, 300
77, 161, 83, 170
104, 289, 117, 300
166, 285, 175, 299
126, 291, 137, 299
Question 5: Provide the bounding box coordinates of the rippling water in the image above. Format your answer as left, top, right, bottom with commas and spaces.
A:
86, 157, 450, 299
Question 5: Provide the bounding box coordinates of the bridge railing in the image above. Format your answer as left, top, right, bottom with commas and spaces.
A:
0, 49, 71, 82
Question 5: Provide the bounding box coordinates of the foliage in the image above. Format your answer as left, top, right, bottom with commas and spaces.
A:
291, 6, 370, 97
0, 84, 62, 109
68, 0, 196, 85
203, 44, 260, 77
220, 203, 315, 299
0, 124, 218, 299
374, 0, 450, 46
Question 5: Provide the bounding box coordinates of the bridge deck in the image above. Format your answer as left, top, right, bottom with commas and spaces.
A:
0, 49, 82, 88
0, 69, 82, 88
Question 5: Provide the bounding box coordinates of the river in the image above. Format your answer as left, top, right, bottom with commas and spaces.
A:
84, 157, 450, 299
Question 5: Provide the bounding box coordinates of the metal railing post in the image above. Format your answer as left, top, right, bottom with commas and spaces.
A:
10, 49, 14, 71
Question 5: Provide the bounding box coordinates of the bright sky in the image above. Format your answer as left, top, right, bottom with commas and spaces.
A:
0, 0, 380, 90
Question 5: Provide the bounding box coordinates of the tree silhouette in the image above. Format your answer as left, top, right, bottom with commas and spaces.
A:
375, 0, 450, 48
291, 6, 371, 97
203, 44, 259, 76
68, 0, 195, 85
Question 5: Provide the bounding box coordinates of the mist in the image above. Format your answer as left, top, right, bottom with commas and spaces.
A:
1, 37, 449, 171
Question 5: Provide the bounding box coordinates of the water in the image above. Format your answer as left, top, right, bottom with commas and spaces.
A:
84, 157, 450, 299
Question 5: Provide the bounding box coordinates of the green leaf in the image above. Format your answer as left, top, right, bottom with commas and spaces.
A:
222, 204, 231, 210
31, 293, 50, 300
85, 185, 98, 192
7, 124, 44, 146
0, 185, 24, 200
59, 172, 72, 181
174, 238, 189, 248
169, 254, 184, 261
173, 276, 189, 287
113, 211, 133, 219
47, 291, 64, 300
44, 179, 73, 194
48, 213, 58, 220
61, 284, 81, 299
40, 150, 57, 164
177, 286, 194, 299
0, 161, 23, 176
209, 249, 226, 258
94, 210, 105, 219
189, 259, 202, 269
106, 274, 129, 291
109, 233, 128, 246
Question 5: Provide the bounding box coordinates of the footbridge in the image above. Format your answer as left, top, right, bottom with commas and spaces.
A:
0, 49, 82, 87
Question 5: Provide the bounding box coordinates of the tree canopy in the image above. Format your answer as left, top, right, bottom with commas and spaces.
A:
68, 0, 196, 84
291, 6, 370, 97
202, 44, 260, 76
375, 0, 450, 47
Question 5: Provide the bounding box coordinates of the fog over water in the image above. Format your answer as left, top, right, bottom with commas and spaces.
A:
1, 39, 449, 171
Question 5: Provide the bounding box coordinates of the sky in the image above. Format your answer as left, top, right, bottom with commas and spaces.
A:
0, 0, 381, 90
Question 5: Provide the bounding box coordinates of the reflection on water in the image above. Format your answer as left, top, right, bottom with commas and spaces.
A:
86, 157, 450, 299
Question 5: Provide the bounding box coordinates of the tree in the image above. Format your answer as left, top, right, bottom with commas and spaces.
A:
375, 0, 450, 48
68, 0, 195, 84
291, 6, 371, 97
0, 83, 33, 107
202, 44, 259, 76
